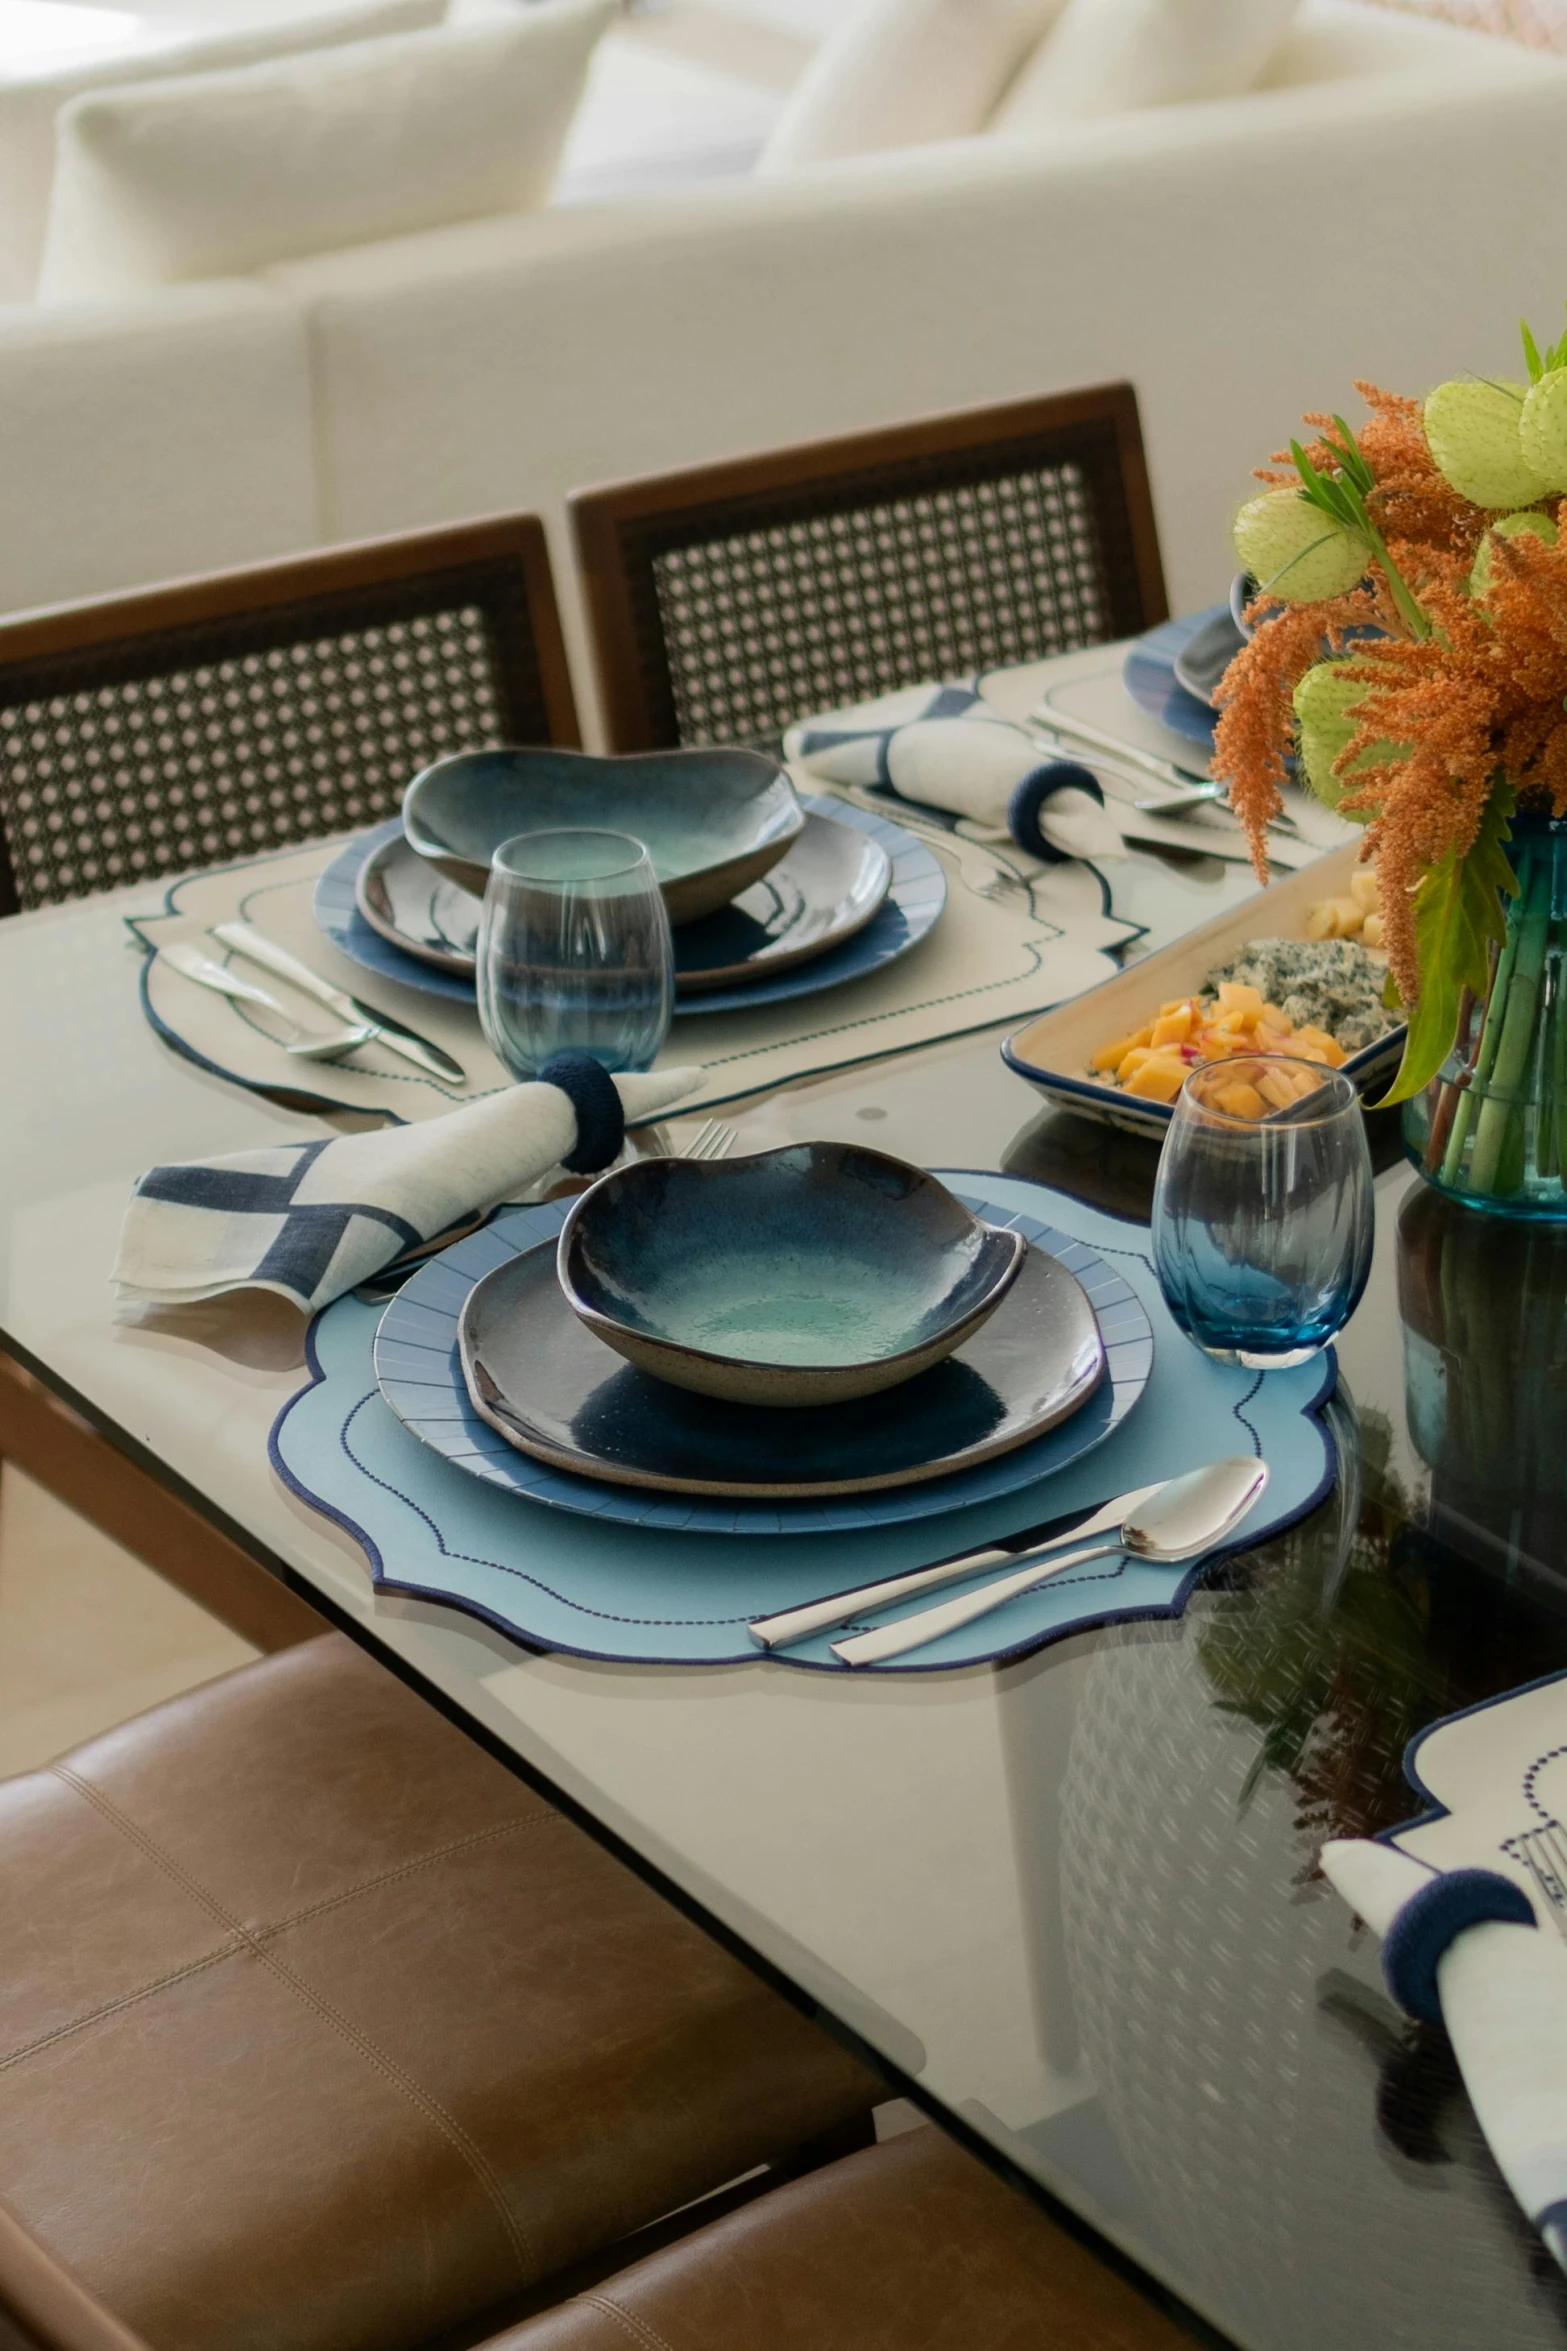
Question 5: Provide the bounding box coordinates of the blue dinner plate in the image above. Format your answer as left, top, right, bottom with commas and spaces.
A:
1122, 610, 1224, 751
371, 1181, 1154, 1538
313, 798, 946, 1019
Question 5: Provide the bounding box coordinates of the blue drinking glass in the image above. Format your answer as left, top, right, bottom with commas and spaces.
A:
476, 828, 674, 1079
1151, 1054, 1374, 1370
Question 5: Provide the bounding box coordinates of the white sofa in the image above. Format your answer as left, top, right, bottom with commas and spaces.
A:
2, 3, 1564, 740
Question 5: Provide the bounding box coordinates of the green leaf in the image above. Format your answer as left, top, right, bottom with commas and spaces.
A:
1547, 303, 1567, 376
1379, 783, 1519, 1105
1290, 440, 1359, 530
1523, 319, 1546, 384
1328, 415, 1375, 498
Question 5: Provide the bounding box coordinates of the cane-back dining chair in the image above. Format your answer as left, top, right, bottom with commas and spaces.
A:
569, 385, 1168, 754
0, 513, 580, 919
0, 515, 578, 1647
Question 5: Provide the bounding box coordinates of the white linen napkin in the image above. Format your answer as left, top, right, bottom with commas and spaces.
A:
1321, 1836, 1567, 2271
112, 1061, 698, 1315
783, 680, 1126, 864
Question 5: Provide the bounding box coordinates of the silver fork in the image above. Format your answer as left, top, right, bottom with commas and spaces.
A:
684, 1118, 738, 1160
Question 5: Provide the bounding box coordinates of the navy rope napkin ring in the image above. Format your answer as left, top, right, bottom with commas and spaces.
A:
1008, 761, 1106, 863
1382, 1866, 1537, 2025
542, 1052, 626, 1174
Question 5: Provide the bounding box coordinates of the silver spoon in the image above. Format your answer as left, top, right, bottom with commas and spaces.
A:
158, 945, 379, 1063
831, 1456, 1268, 1667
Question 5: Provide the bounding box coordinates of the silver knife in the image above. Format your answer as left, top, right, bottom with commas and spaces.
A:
210, 922, 466, 1083
747, 1479, 1166, 1650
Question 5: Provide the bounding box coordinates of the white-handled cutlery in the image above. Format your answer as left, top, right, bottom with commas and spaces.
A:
158, 945, 380, 1063
209, 921, 466, 1084
799, 1458, 1269, 1669
747, 1478, 1167, 1651
1029, 705, 1304, 836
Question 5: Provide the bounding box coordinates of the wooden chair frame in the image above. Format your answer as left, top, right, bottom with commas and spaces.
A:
571, 385, 1168, 753
0, 514, 581, 917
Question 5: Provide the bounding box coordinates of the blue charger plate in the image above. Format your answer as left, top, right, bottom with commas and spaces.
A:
312, 798, 946, 1019
1122, 610, 1223, 751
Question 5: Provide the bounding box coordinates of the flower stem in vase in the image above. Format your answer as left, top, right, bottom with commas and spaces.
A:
1466, 854, 1552, 1196
1423, 983, 1476, 1174
1537, 952, 1561, 1182
1441, 928, 1520, 1189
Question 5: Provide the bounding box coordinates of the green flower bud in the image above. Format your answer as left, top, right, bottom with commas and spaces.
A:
1521, 367, 1567, 494
1424, 377, 1549, 509
1292, 659, 1398, 819
1232, 490, 1369, 604
1468, 507, 1558, 598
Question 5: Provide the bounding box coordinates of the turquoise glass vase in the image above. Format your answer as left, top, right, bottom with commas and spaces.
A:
1402, 812, 1567, 1219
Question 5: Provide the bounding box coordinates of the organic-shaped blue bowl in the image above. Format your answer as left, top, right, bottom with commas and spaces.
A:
403, 746, 804, 925
557, 1142, 1028, 1408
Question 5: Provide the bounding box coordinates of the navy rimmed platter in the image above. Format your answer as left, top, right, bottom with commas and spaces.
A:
312, 800, 946, 1018
371, 1182, 1155, 1533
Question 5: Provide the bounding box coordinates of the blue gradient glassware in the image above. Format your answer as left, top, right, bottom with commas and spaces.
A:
476, 828, 674, 1079
1151, 1055, 1374, 1370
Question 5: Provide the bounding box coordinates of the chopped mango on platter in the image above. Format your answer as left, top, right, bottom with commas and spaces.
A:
1090, 1022, 1153, 1071
1084, 884, 1393, 1105
1150, 1003, 1195, 1047
1306, 865, 1382, 943
1123, 1056, 1188, 1102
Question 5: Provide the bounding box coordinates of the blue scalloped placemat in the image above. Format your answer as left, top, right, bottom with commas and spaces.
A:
270, 1173, 1337, 1673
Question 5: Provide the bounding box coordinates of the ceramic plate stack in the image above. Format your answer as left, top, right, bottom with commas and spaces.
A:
370, 1167, 1157, 1535
312, 741, 947, 1020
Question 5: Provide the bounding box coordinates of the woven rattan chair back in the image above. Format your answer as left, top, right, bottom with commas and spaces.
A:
0, 516, 580, 918
571, 386, 1167, 754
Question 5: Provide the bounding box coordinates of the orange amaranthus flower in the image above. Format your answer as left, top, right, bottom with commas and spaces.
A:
1214, 383, 1567, 1001
1331, 526, 1567, 997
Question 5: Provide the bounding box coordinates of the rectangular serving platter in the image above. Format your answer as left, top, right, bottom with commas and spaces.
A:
1001, 842, 1406, 1140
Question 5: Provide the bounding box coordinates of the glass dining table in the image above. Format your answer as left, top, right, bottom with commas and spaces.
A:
1, 871, 1565, 2351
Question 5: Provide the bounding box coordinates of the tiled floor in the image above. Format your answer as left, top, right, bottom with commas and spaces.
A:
0, 1467, 256, 1779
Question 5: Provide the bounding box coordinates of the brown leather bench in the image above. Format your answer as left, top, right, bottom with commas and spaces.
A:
495, 2127, 1195, 2351
0, 1636, 880, 2351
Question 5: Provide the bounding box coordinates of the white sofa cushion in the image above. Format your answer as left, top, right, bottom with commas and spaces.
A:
759, 0, 1068, 170
0, 280, 319, 615
0, 0, 445, 305
37, 1, 611, 304
993, 0, 1302, 126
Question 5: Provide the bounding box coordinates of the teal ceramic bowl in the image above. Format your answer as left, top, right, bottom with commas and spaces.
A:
556, 1142, 1028, 1408
403, 746, 804, 925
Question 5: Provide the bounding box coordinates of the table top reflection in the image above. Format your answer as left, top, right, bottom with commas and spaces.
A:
2, 883, 1566, 2351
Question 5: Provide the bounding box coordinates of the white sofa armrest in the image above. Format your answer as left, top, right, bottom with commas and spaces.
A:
0, 280, 319, 618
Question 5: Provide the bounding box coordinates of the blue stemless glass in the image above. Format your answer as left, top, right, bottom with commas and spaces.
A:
1151, 1054, 1374, 1370
476, 828, 674, 1079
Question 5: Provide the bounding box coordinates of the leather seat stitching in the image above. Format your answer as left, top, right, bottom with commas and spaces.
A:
578, 2294, 682, 2351
52, 1767, 539, 2282
0, 1816, 562, 2074
0, 1943, 243, 2074
258, 1810, 562, 1940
